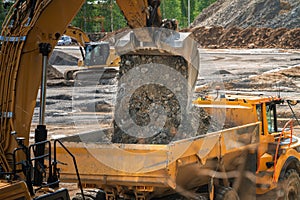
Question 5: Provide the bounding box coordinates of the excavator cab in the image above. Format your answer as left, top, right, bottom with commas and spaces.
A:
84, 42, 110, 66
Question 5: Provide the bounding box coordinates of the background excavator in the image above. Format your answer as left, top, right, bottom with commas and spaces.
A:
61, 25, 120, 81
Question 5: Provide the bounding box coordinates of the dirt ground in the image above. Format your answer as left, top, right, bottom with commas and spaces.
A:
31, 46, 300, 199
36, 47, 300, 140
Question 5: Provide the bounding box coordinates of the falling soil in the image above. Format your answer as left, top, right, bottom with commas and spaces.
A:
111, 55, 216, 144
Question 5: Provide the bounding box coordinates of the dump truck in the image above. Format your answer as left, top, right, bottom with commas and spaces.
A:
56, 93, 300, 200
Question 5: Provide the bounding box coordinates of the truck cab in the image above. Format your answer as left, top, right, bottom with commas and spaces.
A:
194, 93, 300, 198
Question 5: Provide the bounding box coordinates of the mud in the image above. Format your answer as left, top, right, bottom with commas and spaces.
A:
187, 0, 300, 49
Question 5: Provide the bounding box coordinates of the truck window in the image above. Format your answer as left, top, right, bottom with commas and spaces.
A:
256, 104, 262, 121
266, 103, 278, 133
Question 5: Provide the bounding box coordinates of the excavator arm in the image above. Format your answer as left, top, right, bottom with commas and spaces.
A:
64, 25, 90, 47
116, 0, 162, 28
0, 0, 84, 198
0, 0, 198, 199
116, 0, 176, 43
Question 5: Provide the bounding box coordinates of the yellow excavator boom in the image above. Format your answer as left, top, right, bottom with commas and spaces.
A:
64, 25, 91, 47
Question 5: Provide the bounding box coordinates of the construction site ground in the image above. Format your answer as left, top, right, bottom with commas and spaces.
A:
32, 46, 300, 138
31, 46, 300, 199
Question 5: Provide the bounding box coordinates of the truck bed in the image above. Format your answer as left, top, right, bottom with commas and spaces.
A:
56, 122, 260, 198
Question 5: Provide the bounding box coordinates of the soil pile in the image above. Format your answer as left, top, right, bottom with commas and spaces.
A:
47, 64, 63, 80
188, 26, 300, 48
192, 0, 300, 29
189, 0, 299, 48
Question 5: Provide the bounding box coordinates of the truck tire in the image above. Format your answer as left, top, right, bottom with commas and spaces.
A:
280, 169, 300, 200
214, 186, 239, 200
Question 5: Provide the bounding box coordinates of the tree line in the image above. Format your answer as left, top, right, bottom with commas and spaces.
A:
1, 0, 217, 33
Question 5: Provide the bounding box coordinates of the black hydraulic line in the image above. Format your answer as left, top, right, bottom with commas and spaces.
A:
54, 139, 85, 200
29, 140, 53, 183
287, 101, 300, 126
80, 46, 85, 61
9, 0, 25, 28
147, 0, 161, 27
33, 125, 48, 186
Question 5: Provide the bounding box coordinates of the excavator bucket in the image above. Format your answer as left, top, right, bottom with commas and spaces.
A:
111, 28, 200, 144
115, 27, 199, 89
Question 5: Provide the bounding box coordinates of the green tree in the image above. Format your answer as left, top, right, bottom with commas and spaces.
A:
112, 2, 127, 30
195, 0, 217, 14
0, 2, 5, 27
161, 0, 217, 28
72, 0, 126, 33
71, 0, 217, 32
0, 1, 10, 28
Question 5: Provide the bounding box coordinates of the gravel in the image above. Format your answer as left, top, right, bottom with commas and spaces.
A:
111, 54, 212, 144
